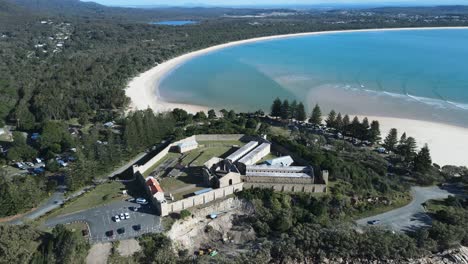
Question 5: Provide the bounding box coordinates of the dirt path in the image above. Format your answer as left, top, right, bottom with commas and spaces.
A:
86, 243, 112, 264
117, 239, 141, 256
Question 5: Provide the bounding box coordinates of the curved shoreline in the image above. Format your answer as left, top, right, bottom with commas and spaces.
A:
125, 26, 468, 166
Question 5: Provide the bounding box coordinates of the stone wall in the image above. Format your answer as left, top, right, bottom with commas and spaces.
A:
195, 134, 245, 142
159, 183, 244, 216
242, 175, 314, 184
243, 182, 327, 193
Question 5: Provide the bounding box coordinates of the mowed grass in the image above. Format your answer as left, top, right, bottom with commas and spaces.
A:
425, 199, 449, 213
143, 152, 180, 177
256, 153, 279, 164
269, 126, 291, 138
173, 186, 206, 201
47, 181, 125, 218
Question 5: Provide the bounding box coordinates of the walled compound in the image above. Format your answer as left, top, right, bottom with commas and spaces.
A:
132, 134, 328, 216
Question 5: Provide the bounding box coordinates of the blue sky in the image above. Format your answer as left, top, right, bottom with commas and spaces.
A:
82, 0, 468, 7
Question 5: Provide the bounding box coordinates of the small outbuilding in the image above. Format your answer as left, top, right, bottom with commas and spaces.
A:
174, 140, 198, 153
265, 156, 294, 167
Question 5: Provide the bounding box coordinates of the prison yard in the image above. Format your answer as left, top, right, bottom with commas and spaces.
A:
140, 138, 282, 201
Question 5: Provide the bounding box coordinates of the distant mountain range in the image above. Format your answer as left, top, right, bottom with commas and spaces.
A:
1, 0, 468, 21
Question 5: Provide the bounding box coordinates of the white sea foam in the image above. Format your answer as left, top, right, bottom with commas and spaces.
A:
339, 84, 468, 112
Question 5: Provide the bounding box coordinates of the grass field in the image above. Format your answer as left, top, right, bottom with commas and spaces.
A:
425, 199, 449, 213
143, 152, 180, 177
269, 126, 291, 138
47, 181, 125, 218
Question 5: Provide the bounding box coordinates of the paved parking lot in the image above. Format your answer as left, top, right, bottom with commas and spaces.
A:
45, 200, 161, 242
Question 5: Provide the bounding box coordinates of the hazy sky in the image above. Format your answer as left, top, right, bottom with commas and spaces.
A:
82, 0, 468, 7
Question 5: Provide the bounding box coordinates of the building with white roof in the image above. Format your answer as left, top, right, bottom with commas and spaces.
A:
225, 141, 258, 162
265, 156, 294, 167
238, 142, 271, 166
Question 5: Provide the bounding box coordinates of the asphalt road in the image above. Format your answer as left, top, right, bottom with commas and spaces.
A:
9, 186, 66, 225
9, 152, 147, 225
45, 200, 161, 242
356, 186, 459, 232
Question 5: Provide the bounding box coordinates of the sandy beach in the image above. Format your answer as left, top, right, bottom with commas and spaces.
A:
125, 26, 468, 166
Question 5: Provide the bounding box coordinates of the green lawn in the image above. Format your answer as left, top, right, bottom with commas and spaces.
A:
425, 199, 449, 213
349, 192, 412, 220
143, 152, 180, 177
47, 181, 125, 218
172, 186, 206, 201
269, 126, 290, 138
256, 153, 279, 164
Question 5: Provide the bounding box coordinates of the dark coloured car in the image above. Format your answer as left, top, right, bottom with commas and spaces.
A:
133, 224, 141, 231
367, 220, 381, 225
117, 227, 125, 234
105, 230, 114, 237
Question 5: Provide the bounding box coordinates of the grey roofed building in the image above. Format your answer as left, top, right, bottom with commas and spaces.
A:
265, 155, 294, 167
238, 142, 271, 166
226, 141, 258, 162
246, 164, 314, 178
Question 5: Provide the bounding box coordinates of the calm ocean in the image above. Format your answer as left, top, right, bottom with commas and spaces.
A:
159, 29, 468, 127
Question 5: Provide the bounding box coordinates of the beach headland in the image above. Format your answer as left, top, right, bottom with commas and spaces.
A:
125, 26, 468, 166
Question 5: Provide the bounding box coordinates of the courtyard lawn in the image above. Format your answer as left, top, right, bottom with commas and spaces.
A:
159, 172, 202, 193
256, 153, 279, 165
172, 186, 206, 201
143, 152, 180, 177
47, 181, 125, 218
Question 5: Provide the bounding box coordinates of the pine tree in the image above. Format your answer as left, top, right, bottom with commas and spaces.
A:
326, 110, 337, 128
290, 100, 298, 119
342, 114, 350, 134
296, 102, 307, 121
414, 144, 432, 172
383, 128, 398, 151
350, 116, 361, 138
369, 120, 381, 144
271, 98, 282, 117
208, 109, 216, 119
309, 104, 322, 125
335, 113, 343, 131
280, 100, 290, 120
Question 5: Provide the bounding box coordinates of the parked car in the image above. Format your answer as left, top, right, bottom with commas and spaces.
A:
106, 230, 114, 237
120, 213, 125, 219
130, 206, 139, 212
117, 227, 125, 234
114, 215, 121, 222
133, 224, 141, 231
124, 212, 130, 219
136, 198, 148, 205
368, 220, 381, 225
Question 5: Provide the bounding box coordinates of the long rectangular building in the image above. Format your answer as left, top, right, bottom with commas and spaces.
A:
226, 141, 258, 162
238, 143, 271, 166
246, 165, 313, 178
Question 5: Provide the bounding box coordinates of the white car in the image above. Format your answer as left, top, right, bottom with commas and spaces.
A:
120, 213, 125, 219
114, 215, 121, 222
124, 212, 130, 219
136, 198, 148, 205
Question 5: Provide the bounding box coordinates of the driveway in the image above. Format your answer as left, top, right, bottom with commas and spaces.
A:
356, 185, 460, 232
45, 200, 161, 242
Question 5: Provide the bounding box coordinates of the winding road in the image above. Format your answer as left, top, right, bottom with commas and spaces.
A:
356, 185, 463, 232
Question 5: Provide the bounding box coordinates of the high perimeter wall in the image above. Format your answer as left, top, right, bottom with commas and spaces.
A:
158, 183, 244, 216
133, 134, 247, 175
243, 182, 327, 193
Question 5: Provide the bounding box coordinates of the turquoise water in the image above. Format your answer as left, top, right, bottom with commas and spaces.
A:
151, 20, 197, 26
159, 29, 468, 127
